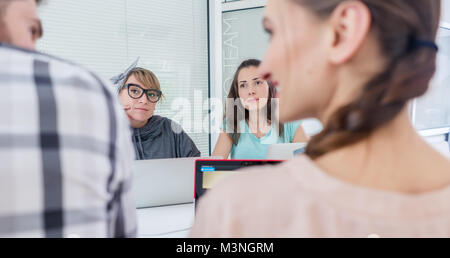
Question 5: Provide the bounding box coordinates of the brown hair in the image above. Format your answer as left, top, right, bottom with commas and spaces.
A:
121, 67, 164, 98
225, 59, 284, 145
292, 0, 441, 159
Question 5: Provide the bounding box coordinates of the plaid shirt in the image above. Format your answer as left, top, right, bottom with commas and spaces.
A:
0, 44, 137, 238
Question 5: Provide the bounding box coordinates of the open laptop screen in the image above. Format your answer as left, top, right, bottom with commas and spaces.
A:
194, 160, 283, 203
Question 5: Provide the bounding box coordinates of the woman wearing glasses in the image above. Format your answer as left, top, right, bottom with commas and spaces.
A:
113, 61, 200, 160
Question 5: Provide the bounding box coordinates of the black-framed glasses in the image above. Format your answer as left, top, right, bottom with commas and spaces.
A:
123, 83, 162, 103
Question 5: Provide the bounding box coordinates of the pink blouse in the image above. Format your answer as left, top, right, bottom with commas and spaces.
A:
190, 155, 450, 238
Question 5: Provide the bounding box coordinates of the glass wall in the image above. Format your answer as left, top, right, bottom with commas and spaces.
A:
222, 7, 323, 137
222, 7, 267, 97
37, 0, 210, 156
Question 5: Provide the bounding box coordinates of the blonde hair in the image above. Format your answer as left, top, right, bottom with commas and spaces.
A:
120, 67, 164, 102
123, 67, 162, 92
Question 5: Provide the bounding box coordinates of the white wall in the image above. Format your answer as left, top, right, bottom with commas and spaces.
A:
443, 0, 450, 25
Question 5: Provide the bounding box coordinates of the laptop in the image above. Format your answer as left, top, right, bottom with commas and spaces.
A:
132, 157, 201, 208
194, 160, 283, 204
266, 142, 308, 160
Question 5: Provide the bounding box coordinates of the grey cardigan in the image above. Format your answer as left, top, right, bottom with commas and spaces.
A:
131, 115, 201, 160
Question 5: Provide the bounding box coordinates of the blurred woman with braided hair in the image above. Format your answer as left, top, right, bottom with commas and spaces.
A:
191, 0, 450, 238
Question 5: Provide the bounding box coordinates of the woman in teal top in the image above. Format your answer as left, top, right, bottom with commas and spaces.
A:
213, 59, 308, 159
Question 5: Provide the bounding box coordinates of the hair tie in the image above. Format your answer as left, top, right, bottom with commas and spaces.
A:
408, 38, 438, 52
110, 57, 140, 90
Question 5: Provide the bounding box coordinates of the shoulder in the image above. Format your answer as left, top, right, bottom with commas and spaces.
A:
216, 156, 310, 188
156, 116, 187, 134
284, 120, 302, 131
2, 45, 129, 146
199, 156, 319, 214
1, 44, 118, 106
281, 120, 303, 142
152, 115, 169, 124
192, 156, 327, 237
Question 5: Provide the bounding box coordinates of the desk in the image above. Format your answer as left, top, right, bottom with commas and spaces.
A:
137, 203, 195, 238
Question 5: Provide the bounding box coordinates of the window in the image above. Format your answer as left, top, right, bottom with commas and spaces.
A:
443, 0, 450, 25
222, 7, 267, 97
37, 0, 210, 156
414, 27, 450, 131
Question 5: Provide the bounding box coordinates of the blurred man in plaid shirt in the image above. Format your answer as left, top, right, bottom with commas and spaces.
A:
0, 0, 137, 237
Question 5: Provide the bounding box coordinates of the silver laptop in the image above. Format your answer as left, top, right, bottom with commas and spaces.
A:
266, 143, 308, 160
132, 157, 199, 208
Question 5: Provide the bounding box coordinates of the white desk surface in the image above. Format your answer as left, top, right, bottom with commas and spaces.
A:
137, 203, 195, 238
